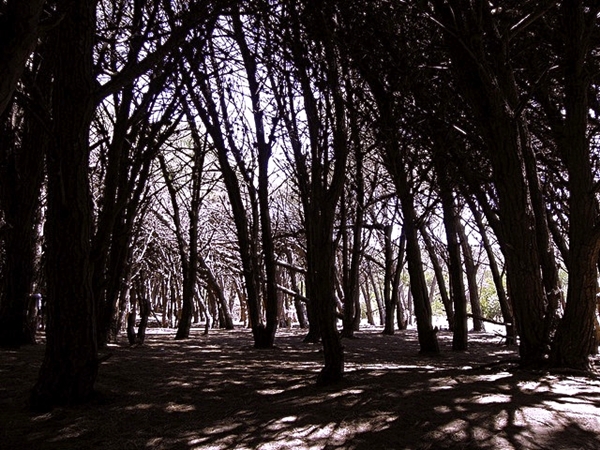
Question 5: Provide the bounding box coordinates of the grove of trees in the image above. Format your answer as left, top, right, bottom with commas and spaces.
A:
1, 0, 600, 410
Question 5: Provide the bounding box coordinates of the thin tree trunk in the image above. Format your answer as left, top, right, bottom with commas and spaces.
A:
457, 219, 485, 332
439, 181, 468, 350
383, 225, 396, 335
420, 225, 454, 331
362, 284, 375, 326
467, 200, 516, 345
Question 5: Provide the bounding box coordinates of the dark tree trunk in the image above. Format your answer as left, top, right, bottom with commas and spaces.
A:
396, 287, 408, 330
183, 42, 273, 348
420, 225, 454, 332
439, 181, 468, 350
430, 1, 548, 366
467, 199, 516, 345
126, 311, 136, 346
137, 293, 150, 345
0, 35, 50, 347
198, 255, 234, 330
394, 169, 439, 354
285, 249, 308, 329
341, 86, 365, 338
383, 225, 402, 335
362, 284, 375, 326
0, 112, 45, 346
30, 0, 98, 411
550, 2, 600, 370
457, 219, 485, 332
308, 214, 344, 385
0, 0, 46, 115
233, 12, 279, 348
367, 267, 385, 326
382, 225, 396, 335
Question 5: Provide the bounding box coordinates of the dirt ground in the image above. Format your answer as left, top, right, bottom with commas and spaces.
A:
1, 326, 600, 450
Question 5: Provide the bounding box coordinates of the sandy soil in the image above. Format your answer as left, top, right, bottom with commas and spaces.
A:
1, 326, 600, 449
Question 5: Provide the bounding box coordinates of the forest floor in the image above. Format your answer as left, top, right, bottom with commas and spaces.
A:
1, 325, 600, 450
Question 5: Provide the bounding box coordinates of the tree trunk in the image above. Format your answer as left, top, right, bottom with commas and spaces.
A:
198, 255, 234, 330
439, 182, 468, 350
0, 0, 46, 115
308, 215, 344, 385
420, 225, 454, 331
382, 225, 396, 335
430, 2, 547, 366
367, 267, 385, 326
30, 0, 98, 411
0, 39, 49, 347
233, 12, 279, 348
137, 293, 150, 345
394, 171, 439, 354
362, 284, 375, 326
550, 1, 600, 370
457, 219, 485, 332
467, 199, 516, 345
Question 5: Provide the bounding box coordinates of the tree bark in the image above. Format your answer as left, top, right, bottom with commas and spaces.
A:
232, 12, 279, 348
457, 219, 485, 332
31, 0, 98, 411
420, 225, 454, 332
382, 225, 396, 335
467, 199, 516, 345
430, 1, 548, 366
438, 180, 468, 351
0, 0, 46, 116
550, 2, 600, 370
0, 53, 48, 346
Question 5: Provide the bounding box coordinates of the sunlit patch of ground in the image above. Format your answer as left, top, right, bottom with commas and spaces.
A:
1, 326, 600, 449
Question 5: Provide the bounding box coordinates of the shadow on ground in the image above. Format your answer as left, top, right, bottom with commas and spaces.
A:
1, 327, 599, 449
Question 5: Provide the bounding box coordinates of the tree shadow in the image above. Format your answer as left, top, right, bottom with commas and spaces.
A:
1, 327, 599, 449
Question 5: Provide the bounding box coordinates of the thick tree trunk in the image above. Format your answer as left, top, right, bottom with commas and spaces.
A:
430, 2, 547, 366
30, 0, 98, 411
550, 1, 600, 370
308, 216, 344, 385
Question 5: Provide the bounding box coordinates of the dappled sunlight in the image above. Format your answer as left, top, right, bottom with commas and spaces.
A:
2, 327, 600, 449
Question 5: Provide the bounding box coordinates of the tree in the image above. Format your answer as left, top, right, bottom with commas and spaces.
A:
546, 2, 600, 369
0, 0, 46, 116
428, 1, 557, 366
267, 0, 351, 382
0, 40, 49, 347
30, 0, 99, 410
179, 13, 280, 347
339, 2, 440, 353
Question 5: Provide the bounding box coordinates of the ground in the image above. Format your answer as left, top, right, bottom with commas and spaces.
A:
1, 326, 600, 449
